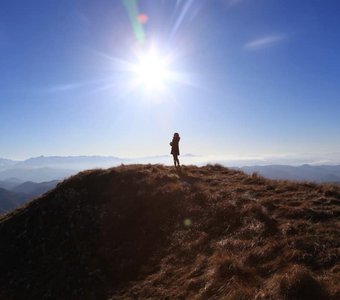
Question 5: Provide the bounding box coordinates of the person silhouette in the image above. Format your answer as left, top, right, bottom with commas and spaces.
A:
170, 132, 180, 167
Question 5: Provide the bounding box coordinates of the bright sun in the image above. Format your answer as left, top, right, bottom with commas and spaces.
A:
132, 49, 171, 91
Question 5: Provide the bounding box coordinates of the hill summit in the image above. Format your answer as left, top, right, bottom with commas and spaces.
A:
0, 164, 339, 299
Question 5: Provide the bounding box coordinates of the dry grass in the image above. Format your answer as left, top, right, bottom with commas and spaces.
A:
0, 164, 339, 299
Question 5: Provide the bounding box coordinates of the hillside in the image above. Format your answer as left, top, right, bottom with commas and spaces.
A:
0, 164, 339, 299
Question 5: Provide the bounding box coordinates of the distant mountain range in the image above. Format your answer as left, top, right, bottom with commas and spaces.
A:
1, 155, 340, 183
11, 180, 59, 196
0, 156, 133, 182
0, 180, 59, 214
0, 156, 136, 214
0, 178, 22, 190
0, 155, 197, 182
241, 164, 340, 183
0, 188, 28, 214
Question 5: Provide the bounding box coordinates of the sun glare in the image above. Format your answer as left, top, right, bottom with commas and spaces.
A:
132, 49, 171, 91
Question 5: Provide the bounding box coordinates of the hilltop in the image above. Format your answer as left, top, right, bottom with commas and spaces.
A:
0, 164, 339, 299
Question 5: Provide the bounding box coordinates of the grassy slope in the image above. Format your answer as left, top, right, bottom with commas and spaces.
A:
0, 164, 339, 300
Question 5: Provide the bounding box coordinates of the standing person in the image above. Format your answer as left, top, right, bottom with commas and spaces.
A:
170, 132, 180, 167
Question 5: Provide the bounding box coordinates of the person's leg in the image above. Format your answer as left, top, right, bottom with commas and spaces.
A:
173, 155, 177, 166
176, 156, 180, 166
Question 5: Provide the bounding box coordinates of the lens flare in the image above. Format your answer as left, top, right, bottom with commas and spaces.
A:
184, 218, 192, 227
122, 0, 145, 44
138, 14, 148, 24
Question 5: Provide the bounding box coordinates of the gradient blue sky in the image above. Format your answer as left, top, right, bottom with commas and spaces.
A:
1, 0, 340, 160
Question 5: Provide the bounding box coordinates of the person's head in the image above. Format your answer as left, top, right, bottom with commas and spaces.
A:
174, 132, 179, 138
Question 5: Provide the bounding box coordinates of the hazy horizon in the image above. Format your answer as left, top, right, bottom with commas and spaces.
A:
2, 151, 340, 167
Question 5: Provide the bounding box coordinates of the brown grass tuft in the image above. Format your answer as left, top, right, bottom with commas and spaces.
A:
278, 265, 330, 300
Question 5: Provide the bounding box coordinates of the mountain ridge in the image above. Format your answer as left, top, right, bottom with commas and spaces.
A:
0, 180, 59, 214
0, 188, 28, 214
241, 164, 340, 183
11, 180, 59, 196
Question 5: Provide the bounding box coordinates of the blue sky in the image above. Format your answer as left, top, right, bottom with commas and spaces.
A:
1, 0, 340, 161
